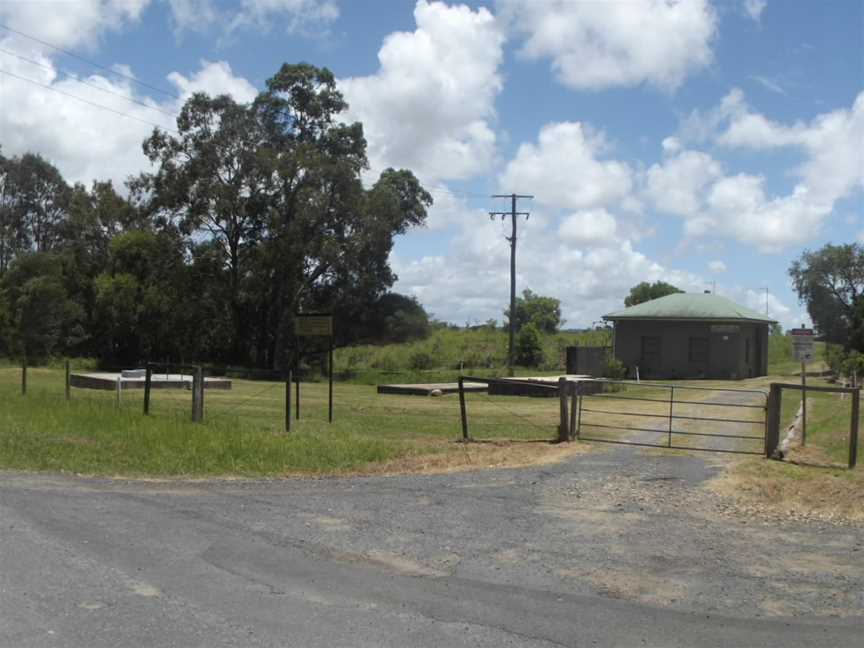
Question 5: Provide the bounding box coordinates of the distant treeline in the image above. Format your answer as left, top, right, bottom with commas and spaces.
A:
0, 64, 434, 369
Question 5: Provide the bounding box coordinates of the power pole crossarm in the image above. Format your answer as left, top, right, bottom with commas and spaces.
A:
489, 193, 533, 377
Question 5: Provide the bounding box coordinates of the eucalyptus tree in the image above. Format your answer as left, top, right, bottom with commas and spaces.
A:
135, 94, 269, 362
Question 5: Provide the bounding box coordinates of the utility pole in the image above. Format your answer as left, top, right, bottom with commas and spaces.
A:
490, 193, 533, 376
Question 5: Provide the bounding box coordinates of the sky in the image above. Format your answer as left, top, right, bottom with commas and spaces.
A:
0, 0, 861, 331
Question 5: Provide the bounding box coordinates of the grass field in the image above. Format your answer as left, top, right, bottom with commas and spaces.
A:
0, 367, 575, 478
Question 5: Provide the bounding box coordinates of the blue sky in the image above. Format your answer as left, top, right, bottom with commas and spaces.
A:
0, 0, 861, 330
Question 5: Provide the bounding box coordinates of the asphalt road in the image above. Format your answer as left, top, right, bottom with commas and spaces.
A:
1, 446, 862, 647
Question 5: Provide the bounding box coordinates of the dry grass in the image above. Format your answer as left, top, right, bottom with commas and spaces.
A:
342, 438, 592, 477
709, 458, 864, 523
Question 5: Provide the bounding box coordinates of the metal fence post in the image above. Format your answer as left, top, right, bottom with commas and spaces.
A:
458, 376, 469, 441
568, 381, 577, 441
850, 388, 859, 469
558, 377, 569, 443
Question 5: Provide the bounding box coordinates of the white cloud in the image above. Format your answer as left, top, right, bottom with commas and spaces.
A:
0, 0, 150, 51
708, 260, 727, 273
393, 190, 703, 327
718, 91, 864, 205
339, 1, 503, 185
645, 150, 722, 217
499, 0, 717, 91
743, 0, 767, 23
558, 210, 618, 245
666, 90, 864, 250
499, 122, 632, 211
167, 60, 257, 103
167, 0, 338, 36
0, 48, 257, 188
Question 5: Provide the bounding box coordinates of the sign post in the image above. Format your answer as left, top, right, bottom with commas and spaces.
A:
294, 313, 335, 424
791, 326, 815, 446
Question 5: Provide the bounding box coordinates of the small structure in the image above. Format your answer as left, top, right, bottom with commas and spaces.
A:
70, 369, 231, 391
603, 293, 776, 380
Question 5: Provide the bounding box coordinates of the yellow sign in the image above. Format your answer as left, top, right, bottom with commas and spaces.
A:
295, 314, 333, 337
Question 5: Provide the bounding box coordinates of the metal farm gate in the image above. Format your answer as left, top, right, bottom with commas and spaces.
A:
574, 380, 767, 455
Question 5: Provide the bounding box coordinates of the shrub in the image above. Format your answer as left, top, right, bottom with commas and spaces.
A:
602, 358, 628, 380
408, 350, 435, 370
514, 323, 545, 367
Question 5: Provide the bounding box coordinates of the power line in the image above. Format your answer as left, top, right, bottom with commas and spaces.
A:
0, 47, 180, 118
489, 193, 533, 376
0, 68, 178, 134
0, 23, 181, 100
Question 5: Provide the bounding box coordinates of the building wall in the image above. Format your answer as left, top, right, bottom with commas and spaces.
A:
612, 320, 769, 379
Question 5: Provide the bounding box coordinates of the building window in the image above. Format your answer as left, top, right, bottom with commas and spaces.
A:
640, 336, 661, 364
688, 337, 708, 363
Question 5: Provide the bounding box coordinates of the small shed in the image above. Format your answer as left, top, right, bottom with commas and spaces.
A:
603, 293, 776, 380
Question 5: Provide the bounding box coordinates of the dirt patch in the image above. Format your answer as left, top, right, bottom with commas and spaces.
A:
708, 458, 864, 525
558, 566, 690, 606
363, 550, 447, 577
348, 439, 590, 477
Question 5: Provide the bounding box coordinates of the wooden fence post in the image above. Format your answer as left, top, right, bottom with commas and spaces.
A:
849, 388, 859, 469
558, 377, 569, 443
458, 376, 469, 441
765, 384, 782, 458
191, 366, 204, 422
143, 364, 152, 415
285, 370, 292, 433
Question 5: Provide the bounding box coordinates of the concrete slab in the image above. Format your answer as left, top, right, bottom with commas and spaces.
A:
70, 372, 232, 391
488, 375, 602, 397
377, 382, 487, 396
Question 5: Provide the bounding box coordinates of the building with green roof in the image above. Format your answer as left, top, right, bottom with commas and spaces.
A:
603, 293, 777, 379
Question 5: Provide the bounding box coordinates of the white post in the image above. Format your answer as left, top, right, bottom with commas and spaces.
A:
115, 376, 121, 409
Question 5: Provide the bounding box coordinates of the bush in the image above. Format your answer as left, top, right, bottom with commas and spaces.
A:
514, 323, 544, 367
408, 350, 434, 370
602, 358, 628, 380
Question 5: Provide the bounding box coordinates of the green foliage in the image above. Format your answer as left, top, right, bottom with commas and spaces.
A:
770, 322, 783, 336
0, 253, 82, 360
408, 349, 435, 370
0, 62, 432, 369
602, 358, 628, 380
514, 323, 545, 367
841, 350, 864, 379
624, 281, 683, 307
789, 242, 864, 350
505, 289, 563, 334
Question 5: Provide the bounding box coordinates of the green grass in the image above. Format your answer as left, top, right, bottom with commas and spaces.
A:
0, 367, 564, 477
333, 326, 609, 383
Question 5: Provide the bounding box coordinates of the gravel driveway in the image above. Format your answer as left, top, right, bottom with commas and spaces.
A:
1, 446, 861, 647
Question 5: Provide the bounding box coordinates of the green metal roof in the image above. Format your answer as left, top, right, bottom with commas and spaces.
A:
603, 293, 777, 323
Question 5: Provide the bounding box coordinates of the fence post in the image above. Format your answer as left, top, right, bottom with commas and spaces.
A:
65, 359, 71, 401
143, 364, 152, 415
458, 376, 469, 441
285, 369, 292, 433
115, 376, 121, 409
191, 366, 204, 422
667, 386, 674, 448
21, 355, 27, 396
765, 384, 782, 458
558, 377, 569, 443
568, 381, 578, 441
850, 388, 859, 469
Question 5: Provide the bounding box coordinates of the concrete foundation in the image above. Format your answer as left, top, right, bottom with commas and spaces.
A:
70, 372, 232, 391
